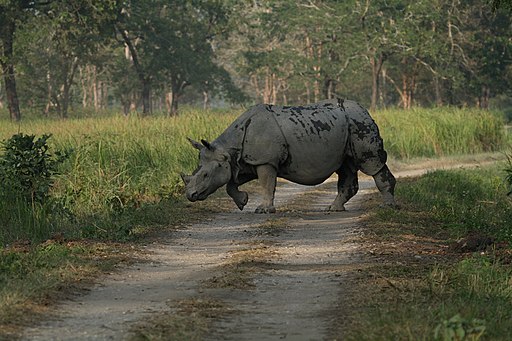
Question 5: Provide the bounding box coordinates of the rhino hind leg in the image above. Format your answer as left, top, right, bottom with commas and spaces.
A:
373, 165, 397, 207
329, 161, 359, 211
255, 164, 277, 214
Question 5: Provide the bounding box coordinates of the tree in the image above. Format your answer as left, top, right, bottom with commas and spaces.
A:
43, 1, 118, 117
0, 0, 33, 121
1, 0, 118, 119
115, 0, 235, 115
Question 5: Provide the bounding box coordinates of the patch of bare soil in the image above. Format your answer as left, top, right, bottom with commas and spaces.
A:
20, 158, 497, 341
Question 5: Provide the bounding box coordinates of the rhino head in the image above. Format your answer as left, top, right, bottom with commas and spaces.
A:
181, 138, 232, 202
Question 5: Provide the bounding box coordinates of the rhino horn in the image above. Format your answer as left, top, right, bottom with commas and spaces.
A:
201, 139, 214, 150
187, 137, 204, 150
180, 172, 191, 185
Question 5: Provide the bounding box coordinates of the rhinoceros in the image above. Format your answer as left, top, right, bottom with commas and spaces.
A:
181, 98, 396, 213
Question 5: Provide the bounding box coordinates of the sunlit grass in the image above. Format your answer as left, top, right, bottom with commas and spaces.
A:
343, 164, 512, 340
0, 106, 506, 244
374, 107, 505, 158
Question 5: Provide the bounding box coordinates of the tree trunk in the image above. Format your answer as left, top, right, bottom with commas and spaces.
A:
93, 66, 99, 109
119, 27, 151, 115
0, 20, 21, 121
271, 73, 277, 104
479, 85, 490, 109
141, 77, 151, 115
380, 67, 387, 108
434, 75, 443, 106
169, 89, 178, 116
80, 66, 87, 107
323, 77, 336, 99
305, 82, 311, 103
44, 67, 53, 116
203, 90, 209, 110
263, 71, 272, 103
402, 74, 409, 109
370, 53, 385, 112
168, 78, 189, 116
58, 56, 79, 118
165, 91, 171, 114
101, 81, 108, 109
122, 100, 130, 116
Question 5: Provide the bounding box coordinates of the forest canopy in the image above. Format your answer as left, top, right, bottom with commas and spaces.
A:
0, 0, 511, 120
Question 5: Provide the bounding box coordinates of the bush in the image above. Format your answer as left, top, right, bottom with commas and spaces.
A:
0, 133, 70, 203
0, 133, 71, 245
506, 153, 512, 195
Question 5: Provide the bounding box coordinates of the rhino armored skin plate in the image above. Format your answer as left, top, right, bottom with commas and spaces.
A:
181, 98, 396, 213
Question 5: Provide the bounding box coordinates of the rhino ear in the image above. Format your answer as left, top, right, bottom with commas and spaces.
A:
187, 137, 204, 150
180, 172, 191, 185
201, 139, 214, 151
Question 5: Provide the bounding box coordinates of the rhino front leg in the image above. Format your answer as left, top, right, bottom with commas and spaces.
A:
373, 165, 397, 207
255, 164, 277, 214
329, 161, 359, 211
226, 180, 249, 211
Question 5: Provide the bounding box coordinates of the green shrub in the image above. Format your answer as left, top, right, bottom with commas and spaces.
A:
0, 134, 71, 245
396, 167, 512, 242
0, 133, 70, 203
505, 153, 512, 195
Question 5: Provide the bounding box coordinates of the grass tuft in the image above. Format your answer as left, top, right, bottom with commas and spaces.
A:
374, 107, 505, 159
341, 164, 512, 340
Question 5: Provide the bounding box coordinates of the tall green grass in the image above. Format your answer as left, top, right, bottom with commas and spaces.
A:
373, 107, 505, 158
0, 107, 506, 244
345, 164, 512, 340
394, 166, 512, 242
0, 109, 238, 243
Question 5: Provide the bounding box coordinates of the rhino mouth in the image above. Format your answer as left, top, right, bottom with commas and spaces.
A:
187, 189, 210, 202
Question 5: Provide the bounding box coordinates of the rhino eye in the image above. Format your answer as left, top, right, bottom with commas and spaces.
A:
203, 172, 208, 178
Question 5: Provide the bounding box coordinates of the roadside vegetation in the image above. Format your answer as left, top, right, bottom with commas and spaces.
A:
0, 107, 504, 246
373, 108, 506, 158
0, 107, 508, 337
342, 164, 512, 340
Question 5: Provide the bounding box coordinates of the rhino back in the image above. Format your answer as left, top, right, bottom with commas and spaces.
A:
269, 101, 349, 185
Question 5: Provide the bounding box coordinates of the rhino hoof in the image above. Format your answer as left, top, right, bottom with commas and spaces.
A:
255, 205, 276, 214
235, 192, 249, 211
327, 205, 346, 212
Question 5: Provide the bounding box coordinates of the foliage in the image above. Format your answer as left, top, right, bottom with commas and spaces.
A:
0, 133, 72, 245
114, 0, 239, 114
505, 152, 512, 195
0, 133, 70, 203
434, 314, 486, 341
0, 109, 238, 241
1, 0, 512, 117
343, 165, 512, 340
394, 167, 512, 242
0, 107, 505, 242
374, 107, 505, 158
492, 0, 512, 12
222, 0, 512, 109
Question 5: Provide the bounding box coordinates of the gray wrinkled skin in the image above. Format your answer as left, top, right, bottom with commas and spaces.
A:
182, 98, 396, 213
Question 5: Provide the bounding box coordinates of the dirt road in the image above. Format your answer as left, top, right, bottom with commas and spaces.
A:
21, 159, 491, 340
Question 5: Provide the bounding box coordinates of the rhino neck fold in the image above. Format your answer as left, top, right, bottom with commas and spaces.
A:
213, 108, 259, 182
